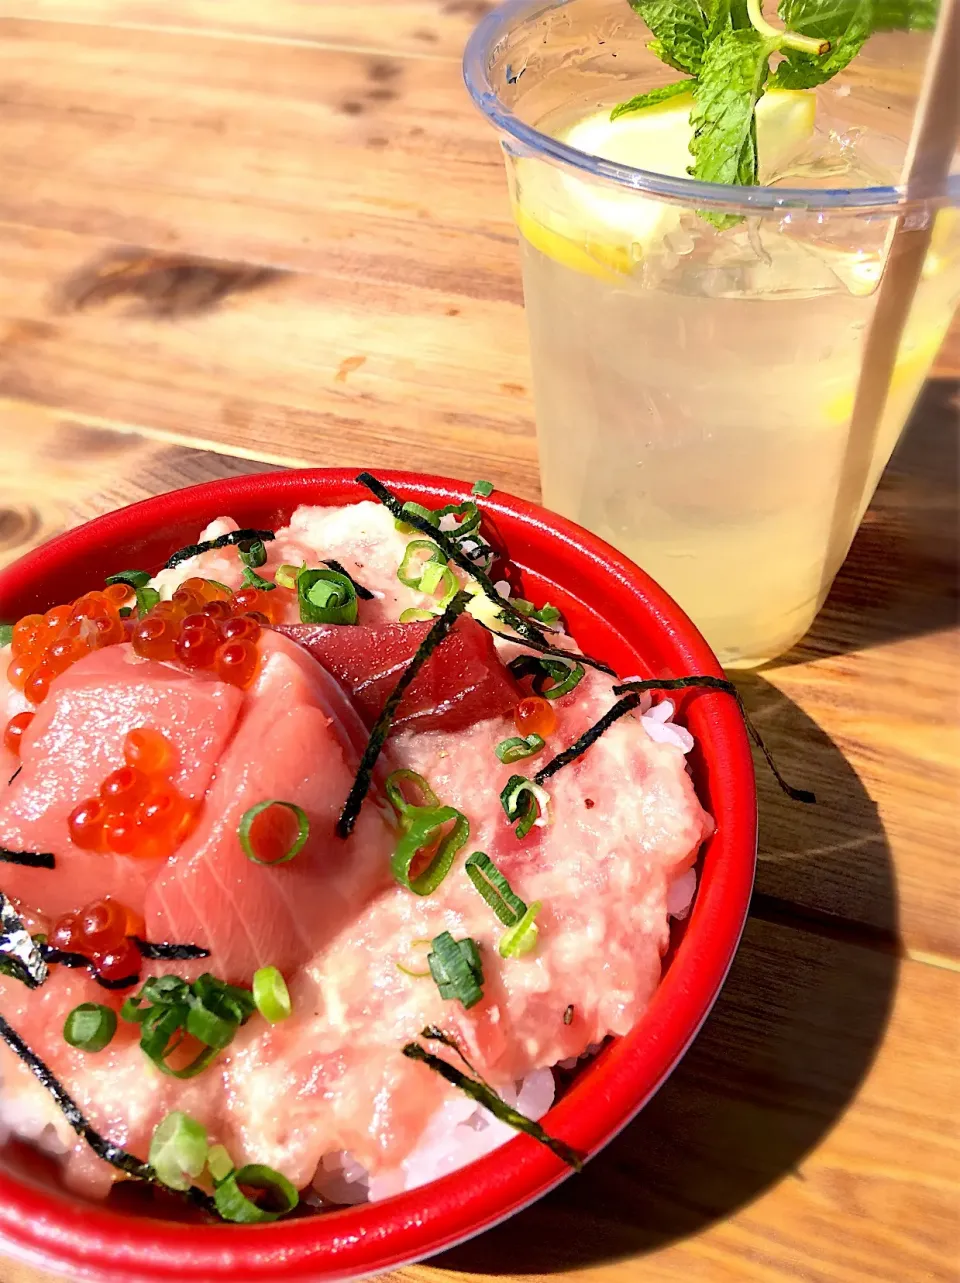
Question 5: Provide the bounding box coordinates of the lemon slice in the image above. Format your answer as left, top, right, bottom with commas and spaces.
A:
512, 89, 817, 279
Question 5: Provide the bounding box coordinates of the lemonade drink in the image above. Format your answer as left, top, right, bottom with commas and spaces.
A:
465, 3, 960, 666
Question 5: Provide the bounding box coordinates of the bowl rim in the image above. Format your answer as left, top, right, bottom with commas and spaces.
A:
0, 468, 757, 1282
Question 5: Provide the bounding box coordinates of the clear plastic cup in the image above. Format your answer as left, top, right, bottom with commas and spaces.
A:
464, 0, 960, 667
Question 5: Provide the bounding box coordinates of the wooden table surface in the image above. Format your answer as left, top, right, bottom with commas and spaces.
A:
0, 5, 957, 1282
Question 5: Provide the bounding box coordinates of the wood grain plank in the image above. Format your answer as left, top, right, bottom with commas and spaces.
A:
0, 0, 483, 61
1, 916, 955, 1283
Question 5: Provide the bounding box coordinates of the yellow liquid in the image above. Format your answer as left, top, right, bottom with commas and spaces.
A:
513, 152, 960, 665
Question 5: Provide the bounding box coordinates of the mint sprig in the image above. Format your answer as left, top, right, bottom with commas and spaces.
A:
616, 0, 938, 196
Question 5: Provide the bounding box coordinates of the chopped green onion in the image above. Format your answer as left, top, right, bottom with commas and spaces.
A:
418, 561, 459, 609
500, 775, 550, 840
498, 901, 542, 958
471, 480, 495, 497
213, 1163, 299, 1224
465, 852, 527, 926
240, 566, 276, 592
238, 538, 268, 570
274, 563, 302, 590
403, 1031, 582, 1170
391, 806, 470, 895
386, 769, 440, 813
253, 966, 292, 1024
396, 938, 433, 978
121, 973, 255, 1078
397, 539, 445, 589
427, 932, 484, 1009
149, 1111, 208, 1191
296, 567, 358, 625
508, 654, 584, 700
512, 600, 561, 626
206, 1143, 234, 1184
495, 733, 545, 765
394, 501, 439, 534
399, 607, 435, 623
0, 624, 12, 648
386, 771, 468, 894
135, 586, 160, 617
63, 1003, 117, 1053
238, 800, 310, 865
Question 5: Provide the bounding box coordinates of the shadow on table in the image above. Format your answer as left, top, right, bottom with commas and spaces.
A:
434, 679, 899, 1275
766, 377, 959, 669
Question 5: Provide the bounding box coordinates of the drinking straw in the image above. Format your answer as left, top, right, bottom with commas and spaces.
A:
823, 0, 960, 579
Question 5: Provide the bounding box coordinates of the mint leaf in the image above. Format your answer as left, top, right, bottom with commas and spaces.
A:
628, 0, 713, 73
611, 78, 693, 120
690, 28, 771, 192
773, 0, 937, 88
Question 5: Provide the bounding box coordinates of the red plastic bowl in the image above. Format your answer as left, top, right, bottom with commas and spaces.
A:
0, 470, 756, 1283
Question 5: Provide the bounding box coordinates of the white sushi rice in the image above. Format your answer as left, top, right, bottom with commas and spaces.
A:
311, 1068, 556, 1206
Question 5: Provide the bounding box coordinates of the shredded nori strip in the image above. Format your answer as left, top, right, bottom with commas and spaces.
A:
403, 1030, 583, 1171
336, 591, 470, 838
534, 695, 641, 785
39, 945, 139, 991
130, 937, 211, 961
612, 676, 815, 804
7, 766, 21, 786
563, 1004, 574, 1025
357, 472, 614, 676
164, 528, 276, 571
0, 1012, 218, 1213
0, 891, 47, 989
479, 623, 615, 679
357, 472, 613, 676
323, 559, 375, 600
0, 846, 55, 870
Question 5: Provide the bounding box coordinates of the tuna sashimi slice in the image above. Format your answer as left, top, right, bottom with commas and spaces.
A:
275, 615, 521, 733
145, 632, 396, 983
0, 647, 243, 919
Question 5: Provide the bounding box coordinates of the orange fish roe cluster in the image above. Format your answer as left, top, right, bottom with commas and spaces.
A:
68, 728, 200, 861
6, 583, 133, 708
49, 896, 144, 985
130, 576, 291, 689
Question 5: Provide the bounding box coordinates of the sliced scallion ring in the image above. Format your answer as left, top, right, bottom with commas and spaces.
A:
398, 607, 435, 623
391, 805, 470, 895
498, 900, 542, 958
418, 561, 459, 609
213, 1163, 299, 1224
495, 733, 545, 764
508, 654, 584, 701
397, 539, 445, 589
465, 852, 527, 926
296, 567, 358, 625
149, 1111, 209, 1192
253, 966, 292, 1024
500, 776, 550, 840
385, 769, 441, 814
63, 1003, 117, 1053
427, 931, 484, 1009
206, 1143, 234, 1184
238, 800, 310, 865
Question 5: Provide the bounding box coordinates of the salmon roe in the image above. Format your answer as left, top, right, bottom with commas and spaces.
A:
126, 574, 279, 688
4, 570, 278, 717
514, 696, 558, 739
5, 587, 130, 708
49, 896, 144, 986
67, 728, 199, 860
3, 710, 34, 757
